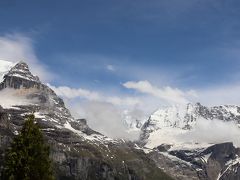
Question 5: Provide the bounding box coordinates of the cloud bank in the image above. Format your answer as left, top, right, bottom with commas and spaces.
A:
178, 118, 240, 147
49, 84, 143, 140
69, 101, 140, 140
123, 80, 197, 104
49, 84, 141, 107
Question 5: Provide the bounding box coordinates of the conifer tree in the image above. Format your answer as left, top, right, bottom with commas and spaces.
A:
2, 114, 55, 180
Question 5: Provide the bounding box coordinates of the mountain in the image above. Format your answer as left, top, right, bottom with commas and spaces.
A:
140, 103, 240, 147
0, 61, 172, 180
1, 60, 240, 180
139, 103, 240, 180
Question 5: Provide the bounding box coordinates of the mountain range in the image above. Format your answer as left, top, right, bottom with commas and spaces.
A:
0, 60, 240, 180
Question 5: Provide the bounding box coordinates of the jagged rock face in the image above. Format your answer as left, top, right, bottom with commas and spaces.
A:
0, 61, 40, 89
0, 62, 81, 129
149, 142, 240, 180
205, 143, 240, 180
0, 61, 172, 180
219, 160, 240, 180
156, 144, 172, 152
148, 151, 201, 180
0, 106, 9, 129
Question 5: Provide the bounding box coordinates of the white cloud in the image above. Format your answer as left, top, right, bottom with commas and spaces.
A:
49, 84, 141, 107
48, 85, 101, 100
0, 33, 53, 82
48, 84, 144, 139
123, 80, 196, 104
70, 101, 140, 140
106, 64, 115, 71
0, 60, 14, 82
146, 118, 240, 149
178, 118, 240, 147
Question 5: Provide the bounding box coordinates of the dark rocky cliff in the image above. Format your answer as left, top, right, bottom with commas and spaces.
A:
148, 142, 240, 180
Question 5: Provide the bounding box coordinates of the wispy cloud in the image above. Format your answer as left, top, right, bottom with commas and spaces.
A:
178, 118, 240, 147
123, 80, 197, 104
48, 85, 101, 100
0, 33, 53, 82
106, 64, 115, 72
70, 101, 140, 140
49, 84, 141, 107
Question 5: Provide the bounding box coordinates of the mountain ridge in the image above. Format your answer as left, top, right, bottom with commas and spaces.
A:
0, 60, 240, 180
140, 102, 240, 148
0, 60, 173, 180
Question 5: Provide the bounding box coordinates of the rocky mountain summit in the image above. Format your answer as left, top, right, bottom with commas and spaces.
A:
1, 60, 40, 87
141, 103, 240, 143
0, 61, 172, 180
139, 103, 240, 180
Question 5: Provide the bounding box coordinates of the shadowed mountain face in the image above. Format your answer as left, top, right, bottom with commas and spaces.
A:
0, 61, 172, 180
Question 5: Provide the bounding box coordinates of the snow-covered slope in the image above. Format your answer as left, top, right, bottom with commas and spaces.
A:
4, 60, 40, 82
140, 103, 240, 149
143, 104, 197, 131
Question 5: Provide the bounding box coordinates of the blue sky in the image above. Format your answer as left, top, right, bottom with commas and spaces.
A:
1, 0, 240, 110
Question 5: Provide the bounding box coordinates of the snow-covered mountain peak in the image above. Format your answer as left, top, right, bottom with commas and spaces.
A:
145, 103, 199, 131
4, 61, 40, 83
143, 103, 240, 133
0, 61, 115, 144
0, 60, 43, 90
140, 102, 240, 150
